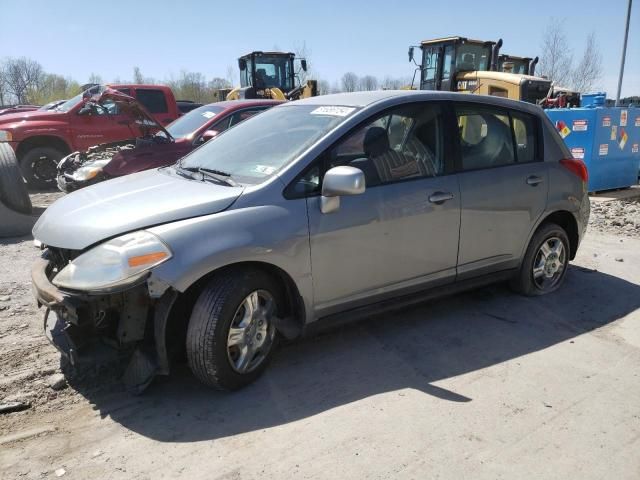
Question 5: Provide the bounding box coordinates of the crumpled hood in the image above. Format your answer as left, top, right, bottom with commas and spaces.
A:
33, 168, 243, 250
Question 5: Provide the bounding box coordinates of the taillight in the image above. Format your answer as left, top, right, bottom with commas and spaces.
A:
560, 158, 588, 183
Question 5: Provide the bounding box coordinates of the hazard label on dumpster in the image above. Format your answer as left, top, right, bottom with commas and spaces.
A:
620, 110, 628, 127
599, 144, 609, 156
635, 117, 640, 127
633, 144, 639, 154
556, 120, 571, 139
572, 120, 588, 131
619, 128, 628, 150
571, 147, 585, 159
602, 116, 611, 127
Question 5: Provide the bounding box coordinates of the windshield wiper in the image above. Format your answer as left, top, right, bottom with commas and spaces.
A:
179, 166, 237, 187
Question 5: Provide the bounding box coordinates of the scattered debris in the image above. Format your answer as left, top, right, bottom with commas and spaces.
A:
615, 257, 624, 262
55, 467, 66, 477
0, 401, 31, 414
46, 373, 67, 391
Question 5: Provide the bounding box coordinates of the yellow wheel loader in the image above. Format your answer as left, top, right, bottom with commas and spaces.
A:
226, 51, 318, 101
408, 36, 552, 104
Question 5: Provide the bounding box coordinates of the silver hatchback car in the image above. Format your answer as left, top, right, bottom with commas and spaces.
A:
31, 91, 590, 392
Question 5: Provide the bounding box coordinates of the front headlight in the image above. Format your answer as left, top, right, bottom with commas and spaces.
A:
52, 231, 172, 291
0, 130, 13, 142
70, 159, 110, 181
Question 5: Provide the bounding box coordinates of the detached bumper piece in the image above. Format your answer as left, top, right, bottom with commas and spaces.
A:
32, 255, 161, 393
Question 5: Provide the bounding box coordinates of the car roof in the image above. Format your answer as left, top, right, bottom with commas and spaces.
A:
203, 99, 284, 111
291, 90, 545, 116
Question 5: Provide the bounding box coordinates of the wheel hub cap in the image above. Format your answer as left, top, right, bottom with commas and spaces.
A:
532, 237, 566, 290
227, 290, 275, 374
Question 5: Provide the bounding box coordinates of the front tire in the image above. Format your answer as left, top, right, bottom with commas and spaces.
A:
20, 147, 64, 190
511, 223, 570, 296
186, 269, 283, 390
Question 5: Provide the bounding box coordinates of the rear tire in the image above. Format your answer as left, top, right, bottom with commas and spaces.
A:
0, 143, 32, 214
20, 147, 64, 190
511, 223, 570, 296
186, 269, 283, 390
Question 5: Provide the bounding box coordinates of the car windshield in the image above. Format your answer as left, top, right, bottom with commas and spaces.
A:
55, 92, 84, 112
166, 105, 226, 140
179, 104, 359, 185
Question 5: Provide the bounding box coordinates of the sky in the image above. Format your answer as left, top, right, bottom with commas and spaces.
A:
1, 0, 638, 97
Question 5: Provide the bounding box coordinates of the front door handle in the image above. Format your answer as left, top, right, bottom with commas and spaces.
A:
526, 175, 543, 186
428, 191, 454, 204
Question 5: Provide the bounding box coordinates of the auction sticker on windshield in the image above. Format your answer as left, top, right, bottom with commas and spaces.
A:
253, 165, 277, 175
202, 111, 217, 119
310, 106, 356, 117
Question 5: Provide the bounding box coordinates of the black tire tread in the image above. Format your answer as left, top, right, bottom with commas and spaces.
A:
0, 143, 32, 214
186, 269, 280, 390
20, 146, 63, 189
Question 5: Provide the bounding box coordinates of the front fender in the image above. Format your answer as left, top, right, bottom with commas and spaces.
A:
147, 200, 313, 322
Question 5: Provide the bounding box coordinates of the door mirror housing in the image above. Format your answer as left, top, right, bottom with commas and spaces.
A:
408, 46, 414, 63
238, 58, 247, 71
320, 166, 365, 214
199, 129, 219, 143
301, 59, 308, 72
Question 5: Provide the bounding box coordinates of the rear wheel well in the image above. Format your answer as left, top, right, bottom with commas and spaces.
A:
163, 262, 305, 364
538, 211, 579, 259
16, 136, 71, 160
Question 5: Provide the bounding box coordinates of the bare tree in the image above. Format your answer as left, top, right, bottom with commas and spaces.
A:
341, 72, 359, 92
0, 63, 8, 105
571, 32, 603, 93
226, 65, 237, 87
87, 73, 103, 85
538, 18, 573, 86
133, 66, 145, 84
208, 77, 231, 89
4, 57, 44, 103
359, 75, 378, 91
317, 79, 331, 95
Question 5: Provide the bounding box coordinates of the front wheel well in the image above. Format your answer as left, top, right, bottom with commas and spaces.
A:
162, 262, 305, 365
537, 211, 579, 259
16, 136, 71, 160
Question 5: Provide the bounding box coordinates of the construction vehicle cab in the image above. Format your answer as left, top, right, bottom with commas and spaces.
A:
498, 54, 539, 76
227, 51, 317, 101
409, 36, 552, 105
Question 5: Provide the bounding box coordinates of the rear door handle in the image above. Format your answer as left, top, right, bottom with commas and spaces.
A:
428, 191, 454, 204
526, 175, 543, 186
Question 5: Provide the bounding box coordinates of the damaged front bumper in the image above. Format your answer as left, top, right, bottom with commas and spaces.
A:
32, 254, 177, 393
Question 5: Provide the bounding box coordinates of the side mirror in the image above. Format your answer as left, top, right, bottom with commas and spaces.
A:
320, 166, 365, 214
408, 46, 414, 63
199, 129, 219, 143
238, 58, 247, 71
301, 59, 308, 72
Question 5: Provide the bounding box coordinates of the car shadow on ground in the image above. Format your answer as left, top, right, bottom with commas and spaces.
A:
72, 265, 640, 442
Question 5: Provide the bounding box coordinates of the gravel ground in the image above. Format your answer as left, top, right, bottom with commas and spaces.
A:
589, 198, 640, 238
0, 190, 639, 479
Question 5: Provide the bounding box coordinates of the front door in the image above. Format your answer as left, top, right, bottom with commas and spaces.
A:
304, 102, 461, 317
453, 103, 548, 279
73, 99, 137, 150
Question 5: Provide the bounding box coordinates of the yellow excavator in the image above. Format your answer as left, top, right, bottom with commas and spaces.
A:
226, 51, 318, 101
408, 36, 553, 104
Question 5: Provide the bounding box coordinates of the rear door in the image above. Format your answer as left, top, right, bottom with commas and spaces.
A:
453, 103, 548, 279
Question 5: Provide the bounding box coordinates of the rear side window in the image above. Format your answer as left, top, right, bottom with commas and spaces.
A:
136, 89, 168, 114
456, 105, 516, 170
511, 111, 538, 163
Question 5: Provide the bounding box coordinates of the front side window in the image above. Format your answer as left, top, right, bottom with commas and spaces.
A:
179, 105, 359, 185
455, 105, 515, 170
422, 48, 440, 83
292, 103, 445, 194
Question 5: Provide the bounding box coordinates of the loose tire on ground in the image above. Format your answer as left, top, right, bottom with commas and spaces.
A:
20, 147, 64, 190
511, 223, 570, 296
186, 269, 283, 390
0, 143, 32, 214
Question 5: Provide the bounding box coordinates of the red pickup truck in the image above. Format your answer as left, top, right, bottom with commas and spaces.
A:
0, 84, 179, 188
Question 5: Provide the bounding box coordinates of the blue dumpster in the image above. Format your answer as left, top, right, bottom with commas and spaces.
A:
545, 107, 640, 192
